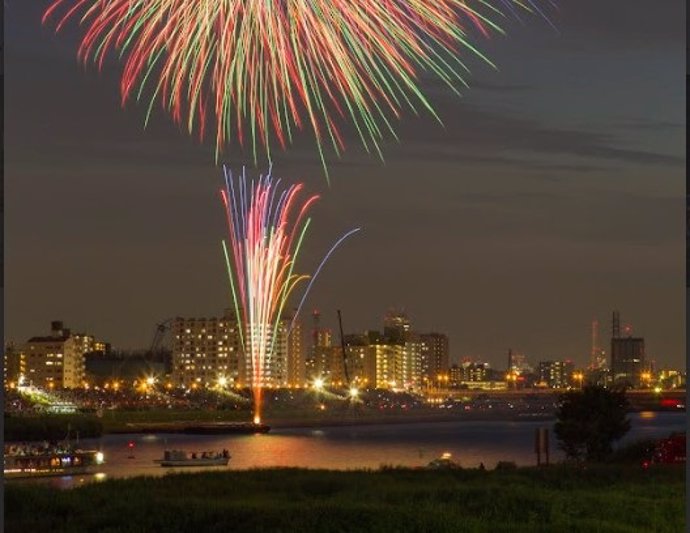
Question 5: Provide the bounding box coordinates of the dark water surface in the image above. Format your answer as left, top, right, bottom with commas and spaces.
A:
11, 412, 685, 489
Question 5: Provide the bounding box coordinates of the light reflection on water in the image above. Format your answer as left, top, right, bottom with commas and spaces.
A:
8, 412, 685, 488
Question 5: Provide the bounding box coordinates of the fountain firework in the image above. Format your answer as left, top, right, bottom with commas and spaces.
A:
220, 166, 359, 424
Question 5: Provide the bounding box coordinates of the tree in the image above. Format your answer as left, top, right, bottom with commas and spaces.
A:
554, 385, 630, 462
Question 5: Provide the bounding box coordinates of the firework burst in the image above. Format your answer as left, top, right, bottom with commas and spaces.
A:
44, 1, 553, 176
220, 166, 359, 423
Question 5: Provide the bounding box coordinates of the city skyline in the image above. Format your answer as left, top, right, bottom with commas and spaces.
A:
6, 1, 685, 370
5, 307, 680, 376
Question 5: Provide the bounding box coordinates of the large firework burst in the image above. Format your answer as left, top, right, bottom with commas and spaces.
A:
44, 1, 551, 175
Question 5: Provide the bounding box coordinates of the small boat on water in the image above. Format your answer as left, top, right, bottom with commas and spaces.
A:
155, 449, 230, 468
4, 444, 105, 479
182, 422, 270, 435
427, 452, 461, 470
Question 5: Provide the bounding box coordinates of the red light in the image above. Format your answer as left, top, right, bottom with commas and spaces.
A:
128, 441, 135, 449
660, 398, 678, 407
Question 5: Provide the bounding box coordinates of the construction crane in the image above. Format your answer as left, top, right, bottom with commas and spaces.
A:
111, 318, 173, 381
337, 310, 350, 386
148, 318, 173, 374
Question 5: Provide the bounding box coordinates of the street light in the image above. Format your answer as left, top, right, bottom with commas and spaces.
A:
573, 372, 584, 389
313, 377, 324, 391
349, 387, 359, 399
641, 372, 652, 388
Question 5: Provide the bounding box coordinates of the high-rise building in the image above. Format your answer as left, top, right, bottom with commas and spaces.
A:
610, 311, 646, 388
373, 343, 398, 388
286, 316, 304, 387
330, 310, 446, 392
383, 309, 411, 343
4, 343, 25, 387
343, 345, 377, 388
464, 362, 490, 383
20, 321, 96, 389
368, 338, 422, 390
171, 311, 301, 388
538, 360, 575, 389
508, 352, 532, 374
338, 332, 401, 389
448, 362, 506, 390
448, 364, 463, 388
420, 333, 449, 381
611, 337, 645, 388
172, 313, 242, 388
306, 310, 332, 381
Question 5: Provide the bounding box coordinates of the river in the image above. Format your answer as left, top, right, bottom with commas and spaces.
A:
11, 411, 685, 489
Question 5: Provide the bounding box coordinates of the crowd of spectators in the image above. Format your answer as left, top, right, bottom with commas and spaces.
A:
4, 441, 72, 457
5, 384, 556, 416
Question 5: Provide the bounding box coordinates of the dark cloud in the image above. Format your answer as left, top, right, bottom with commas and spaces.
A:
386, 104, 684, 167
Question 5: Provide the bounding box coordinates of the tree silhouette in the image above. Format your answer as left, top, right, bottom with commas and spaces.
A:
554, 385, 630, 461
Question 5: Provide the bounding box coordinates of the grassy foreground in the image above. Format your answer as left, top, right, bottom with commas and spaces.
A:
5, 465, 684, 532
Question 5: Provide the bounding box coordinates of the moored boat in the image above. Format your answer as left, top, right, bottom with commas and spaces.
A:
155, 449, 230, 467
4, 444, 105, 479
182, 422, 270, 435
427, 452, 461, 470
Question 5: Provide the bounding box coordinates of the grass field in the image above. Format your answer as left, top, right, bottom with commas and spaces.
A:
5, 465, 684, 532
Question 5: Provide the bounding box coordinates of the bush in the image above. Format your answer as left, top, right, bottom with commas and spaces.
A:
554, 386, 630, 462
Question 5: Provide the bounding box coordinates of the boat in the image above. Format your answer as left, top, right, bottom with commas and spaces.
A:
182, 422, 270, 435
4, 444, 105, 479
427, 452, 461, 470
155, 449, 230, 467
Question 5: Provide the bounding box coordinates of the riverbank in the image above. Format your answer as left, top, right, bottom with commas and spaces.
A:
4, 414, 103, 441
105, 410, 556, 434
5, 464, 684, 532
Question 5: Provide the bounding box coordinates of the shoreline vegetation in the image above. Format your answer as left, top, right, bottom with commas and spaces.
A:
4, 414, 103, 441
6, 464, 685, 532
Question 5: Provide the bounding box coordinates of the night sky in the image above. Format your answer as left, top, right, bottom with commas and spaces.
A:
6, 1, 685, 369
